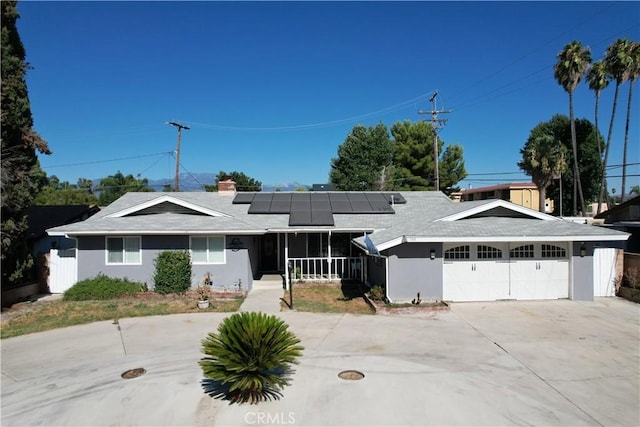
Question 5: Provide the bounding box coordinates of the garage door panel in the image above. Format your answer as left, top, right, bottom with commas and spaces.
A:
443, 242, 569, 302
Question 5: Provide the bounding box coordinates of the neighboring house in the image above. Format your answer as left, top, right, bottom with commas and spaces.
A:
594, 195, 640, 253
27, 205, 101, 256
47, 188, 628, 302
460, 183, 553, 213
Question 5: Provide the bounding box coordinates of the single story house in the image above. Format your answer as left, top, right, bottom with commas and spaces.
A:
47, 188, 628, 302
594, 195, 640, 253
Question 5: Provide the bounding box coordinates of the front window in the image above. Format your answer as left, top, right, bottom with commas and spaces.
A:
106, 236, 141, 264
191, 236, 225, 264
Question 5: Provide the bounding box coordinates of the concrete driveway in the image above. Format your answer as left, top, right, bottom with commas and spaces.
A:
1, 298, 638, 426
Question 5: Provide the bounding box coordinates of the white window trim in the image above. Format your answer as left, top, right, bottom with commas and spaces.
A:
190, 236, 226, 265
105, 236, 142, 265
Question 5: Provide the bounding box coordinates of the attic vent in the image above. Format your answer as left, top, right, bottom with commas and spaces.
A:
127, 201, 208, 216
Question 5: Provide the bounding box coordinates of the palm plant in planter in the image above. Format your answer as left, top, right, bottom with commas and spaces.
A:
199, 312, 304, 404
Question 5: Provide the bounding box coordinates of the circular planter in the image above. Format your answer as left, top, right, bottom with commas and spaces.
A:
197, 300, 210, 309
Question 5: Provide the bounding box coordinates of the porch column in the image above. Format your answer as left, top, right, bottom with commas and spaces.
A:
327, 230, 332, 280
284, 233, 289, 290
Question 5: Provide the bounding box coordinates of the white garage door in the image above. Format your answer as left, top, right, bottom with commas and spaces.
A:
509, 243, 568, 300
443, 243, 510, 302
443, 242, 569, 302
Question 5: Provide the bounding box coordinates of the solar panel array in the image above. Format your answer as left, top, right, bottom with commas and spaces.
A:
233, 192, 406, 226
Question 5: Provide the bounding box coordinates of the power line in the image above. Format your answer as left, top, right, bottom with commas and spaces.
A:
42, 151, 173, 169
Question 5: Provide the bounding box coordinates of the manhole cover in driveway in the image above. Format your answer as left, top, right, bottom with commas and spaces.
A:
338, 370, 364, 380
121, 368, 146, 379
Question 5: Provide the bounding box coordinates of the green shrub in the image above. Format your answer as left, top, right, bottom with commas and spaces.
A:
369, 285, 385, 301
153, 251, 192, 294
63, 274, 144, 301
199, 312, 304, 404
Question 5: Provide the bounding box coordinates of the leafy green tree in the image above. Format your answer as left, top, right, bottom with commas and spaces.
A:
389, 120, 436, 190
439, 144, 467, 193
389, 120, 466, 191
34, 176, 98, 205
329, 123, 394, 190
525, 115, 603, 215
554, 41, 591, 215
518, 133, 568, 212
1, 1, 51, 286
621, 41, 640, 202
598, 38, 634, 212
96, 171, 154, 205
199, 312, 303, 404
203, 170, 262, 192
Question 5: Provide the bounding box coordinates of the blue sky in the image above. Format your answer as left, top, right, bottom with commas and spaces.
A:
18, 1, 640, 192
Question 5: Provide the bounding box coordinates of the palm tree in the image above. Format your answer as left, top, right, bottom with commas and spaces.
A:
597, 38, 633, 212
554, 41, 591, 216
518, 133, 568, 213
199, 312, 303, 404
621, 41, 640, 202
586, 60, 609, 212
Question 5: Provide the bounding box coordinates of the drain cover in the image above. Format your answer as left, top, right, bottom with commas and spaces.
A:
121, 368, 146, 379
338, 370, 364, 380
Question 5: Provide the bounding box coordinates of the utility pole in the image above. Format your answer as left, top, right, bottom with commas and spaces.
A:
166, 121, 190, 192
418, 90, 451, 192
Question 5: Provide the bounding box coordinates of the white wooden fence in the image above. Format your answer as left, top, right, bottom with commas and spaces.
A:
49, 248, 78, 293
593, 247, 622, 297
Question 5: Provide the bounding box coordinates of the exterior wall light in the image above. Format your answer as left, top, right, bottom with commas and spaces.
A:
580, 244, 586, 257
430, 249, 436, 260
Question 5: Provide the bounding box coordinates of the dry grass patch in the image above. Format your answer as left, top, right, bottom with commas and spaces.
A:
1, 294, 243, 339
282, 282, 374, 315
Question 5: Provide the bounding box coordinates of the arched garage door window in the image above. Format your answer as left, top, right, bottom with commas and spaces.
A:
541, 244, 566, 258
444, 245, 469, 260
477, 245, 503, 259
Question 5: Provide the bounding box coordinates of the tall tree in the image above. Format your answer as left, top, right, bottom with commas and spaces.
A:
388, 120, 467, 191
390, 120, 436, 190
525, 115, 603, 215
329, 123, 394, 191
597, 38, 634, 213
203, 170, 262, 192
621, 41, 640, 202
518, 133, 568, 212
586, 59, 610, 209
1, 1, 51, 286
554, 41, 591, 215
439, 144, 467, 193
95, 171, 154, 205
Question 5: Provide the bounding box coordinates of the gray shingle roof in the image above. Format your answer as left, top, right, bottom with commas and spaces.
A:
47, 192, 629, 247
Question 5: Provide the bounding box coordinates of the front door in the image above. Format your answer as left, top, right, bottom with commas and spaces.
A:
260, 234, 278, 272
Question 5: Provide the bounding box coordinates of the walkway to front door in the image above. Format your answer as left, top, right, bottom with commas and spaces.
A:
239, 277, 284, 314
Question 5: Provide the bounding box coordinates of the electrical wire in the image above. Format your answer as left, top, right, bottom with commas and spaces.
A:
42, 151, 173, 169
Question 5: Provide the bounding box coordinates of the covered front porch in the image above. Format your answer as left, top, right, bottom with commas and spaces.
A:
257, 231, 366, 284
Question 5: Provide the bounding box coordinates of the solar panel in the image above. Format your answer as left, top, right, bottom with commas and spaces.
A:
311, 193, 331, 212
232, 193, 255, 204
348, 193, 372, 213
248, 201, 272, 214
311, 211, 335, 225
269, 193, 291, 213
253, 193, 273, 202
288, 211, 312, 226
291, 193, 311, 212
366, 193, 395, 213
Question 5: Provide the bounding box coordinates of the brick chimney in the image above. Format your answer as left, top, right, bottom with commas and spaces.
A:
218, 179, 237, 195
